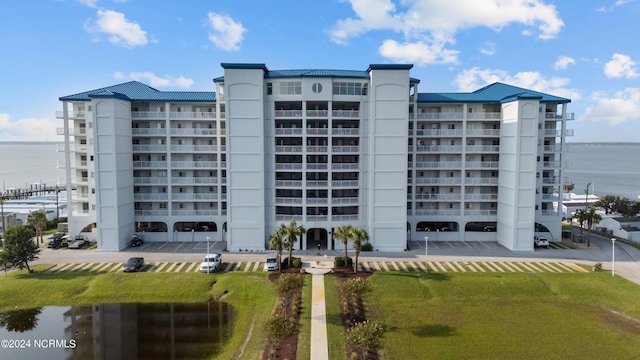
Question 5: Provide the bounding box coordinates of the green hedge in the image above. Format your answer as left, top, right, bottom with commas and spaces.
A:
360, 243, 373, 251
282, 256, 302, 269
334, 256, 353, 267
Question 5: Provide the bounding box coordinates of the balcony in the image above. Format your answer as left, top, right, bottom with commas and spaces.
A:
131, 111, 218, 120
171, 210, 219, 216
465, 145, 500, 153
542, 161, 564, 168
465, 178, 499, 185
307, 198, 328, 204
331, 128, 359, 136
170, 161, 218, 169
306, 109, 329, 117
170, 145, 218, 152
413, 209, 461, 216
275, 163, 304, 170
543, 145, 562, 152
332, 180, 359, 188
276, 215, 304, 221
415, 129, 463, 137
134, 194, 169, 201
544, 112, 575, 120
306, 180, 329, 187
464, 194, 499, 201
134, 210, 169, 217
465, 161, 499, 169
542, 177, 559, 185
332, 197, 358, 205
132, 145, 168, 152
332, 214, 359, 221
307, 215, 328, 221
543, 129, 574, 137
56, 127, 88, 136
412, 113, 464, 120
332, 146, 359, 153
332, 110, 359, 118
133, 177, 167, 185
55, 111, 86, 119
467, 112, 501, 121
414, 161, 462, 169
465, 129, 500, 137
415, 145, 463, 153
275, 128, 304, 135
133, 161, 168, 169
171, 193, 219, 200
275, 146, 303, 153
171, 177, 219, 185
414, 178, 462, 185
332, 163, 358, 170
463, 210, 498, 216
275, 110, 303, 118
307, 163, 328, 170
306, 128, 328, 135
169, 128, 218, 136
275, 197, 304, 205
275, 180, 303, 187
307, 146, 328, 153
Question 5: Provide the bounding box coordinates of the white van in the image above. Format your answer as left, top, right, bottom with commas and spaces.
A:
264, 254, 279, 271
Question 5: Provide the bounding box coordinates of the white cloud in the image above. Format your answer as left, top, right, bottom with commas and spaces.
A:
77, 0, 99, 7
604, 53, 639, 78
579, 88, 640, 125
480, 41, 496, 56
615, 0, 634, 6
206, 12, 246, 51
378, 37, 459, 65
86, 10, 148, 48
554, 55, 576, 70
329, 0, 563, 64
0, 113, 59, 142
113, 71, 193, 88
454, 67, 581, 100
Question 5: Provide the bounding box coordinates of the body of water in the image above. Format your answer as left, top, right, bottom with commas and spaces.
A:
0, 142, 66, 191
0, 142, 638, 200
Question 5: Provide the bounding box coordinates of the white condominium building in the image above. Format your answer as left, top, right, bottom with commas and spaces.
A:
58, 63, 572, 252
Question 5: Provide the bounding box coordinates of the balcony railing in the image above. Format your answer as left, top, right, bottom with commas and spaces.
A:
415, 129, 463, 137
134, 194, 169, 201
306, 128, 328, 135
307, 215, 328, 221
171, 210, 219, 216
465, 161, 499, 169
133, 161, 168, 168
275, 128, 304, 135
275, 110, 303, 118
465, 178, 499, 185
132, 128, 167, 136
275, 146, 303, 153
275, 163, 304, 170
545, 112, 575, 120
307, 163, 328, 170
467, 112, 501, 120
332, 214, 359, 221
171, 177, 219, 185
131, 111, 218, 119
169, 128, 218, 136
332, 197, 358, 205
332, 110, 359, 118
133, 177, 167, 184
332, 163, 358, 170
134, 210, 169, 217
275, 180, 303, 187
332, 180, 359, 188
55, 111, 86, 119
171, 161, 218, 169
543, 129, 574, 137
275, 215, 303, 221
306, 198, 328, 204
414, 178, 462, 185
56, 127, 88, 136
465, 145, 500, 152
415, 145, 463, 153
306, 180, 329, 187
413, 161, 462, 169
413, 209, 461, 216
332, 146, 359, 153
307, 146, 328, 153
331, 128, 359, 136
463, 210, 498, 216
132, 145, 168, 152
171, 193, 219, 200
464, 194, 499, 201
412, 113, 464, 120
543, 145, 562, 152
306, 109, 329, 117
465, 129, 500, 136
170, 145, 218, 152
275, 197, 304, 205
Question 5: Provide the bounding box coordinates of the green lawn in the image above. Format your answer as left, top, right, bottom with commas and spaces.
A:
366, 271, 640, 360
0, 265, 276, 360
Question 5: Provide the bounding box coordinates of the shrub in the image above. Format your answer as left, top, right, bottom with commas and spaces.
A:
345, 321, 386, 356
360, 242, 373, 251
281, 256, 302, 269
334, 256, 353, 268
593, 262, 603, 271
262, 315, 300, 344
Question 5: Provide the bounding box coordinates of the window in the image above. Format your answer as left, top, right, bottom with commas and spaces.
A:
332, 82, 366, 95
267, 83, 273, 95
278, 82, 302, 95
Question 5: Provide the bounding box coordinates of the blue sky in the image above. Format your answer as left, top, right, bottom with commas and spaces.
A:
1, 0, 639, 142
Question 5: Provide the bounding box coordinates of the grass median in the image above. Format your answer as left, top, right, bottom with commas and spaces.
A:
0, 264, 276, 360
366, 271, 640, 359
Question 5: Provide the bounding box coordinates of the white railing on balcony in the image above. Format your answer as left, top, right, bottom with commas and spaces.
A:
543, 129, 574, 137
332, 180, 359, 188
465, 161, 499, 169
169, 112, 217, 119
132, 145, 168, 152
463, 210, 498, 216
307, 198, 328, 204
55, 111, 86, 119
332, 197, 359, 205
275, 110, 303, 118
332, 163, 358, 170
332, 110, 359, 118
275, 146, 303, 153
134, 193, 169, 201
414, 178, 462, 185
415, 145, 463, 153
540, 194, 558, 201
306, 146, 327, 153
171, 177, 218, 185
132, 128, 167, 136
415, 129, 463, 137
332, 146, 359, 153
275, 128, 304, 135
276, 163, 304, 170
170, 145, 218, 152
171, 161, 218, 169
465, 129, 500, 136
276, 215, 303, 221
306, 128, 328, 135
275, 180, 303, 187
544, 112, 575, 120
275, 197, 304, 205
414, 161, 462, 169
413, 112, 464, 120
135, 210, 169, 217
413, 209, 462, 216
540, 210, 559, 216
543, 145, 562, 152
542, 177, 558, 184
307, 215, 328, 221
465, 145, 500, 152
542, 161, 563, 168
57, 127, 88, 136
306, 180, 329, 187
133, 161, 168, 168
465, 178, 499, 185
172, 210, 219, 216
172, 193, 219, 201
467, 112, 501, 120
464, 194, 499, 201
332, 128, 359, 136
307, 163, 328, 170
306, 109, 329, 117
133, 177, 168, 184
169, 128, 217, 136
332, 214, 359, 221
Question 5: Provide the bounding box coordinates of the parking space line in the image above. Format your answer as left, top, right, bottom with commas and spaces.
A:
154, 262, 169, 272
185, 262, 198, 272
433, 262, 447, 272
165, 263, 178, 272
408, 261, 420, 272
499, 262, 518, 272
416, 261, 428, 272
443, 261, 458, 272
517, 262, 538, 272
252, 262, 261, 272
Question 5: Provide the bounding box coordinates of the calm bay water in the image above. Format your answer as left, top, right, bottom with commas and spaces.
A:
0, 141, 638, 199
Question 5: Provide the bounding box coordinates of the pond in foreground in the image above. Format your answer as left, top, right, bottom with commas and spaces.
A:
0, 301, 233, 360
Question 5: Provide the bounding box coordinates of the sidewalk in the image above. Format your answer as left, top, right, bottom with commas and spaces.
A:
303, 261, 333, 360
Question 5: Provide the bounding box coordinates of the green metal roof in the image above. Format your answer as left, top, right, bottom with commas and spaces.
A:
417, 82, 571, 104
59, 81, 216, 102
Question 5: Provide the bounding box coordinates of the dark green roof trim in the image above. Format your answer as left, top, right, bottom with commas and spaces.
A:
367, 64, 413, 71
59, 81, 216, 102
220, 63, 268, 71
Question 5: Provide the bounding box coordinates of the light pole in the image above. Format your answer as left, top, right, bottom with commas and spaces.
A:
611, 237, 616, 277
424, 236, 429, 273
206, 236, 211, 274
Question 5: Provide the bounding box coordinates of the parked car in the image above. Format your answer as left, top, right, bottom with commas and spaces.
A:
264, 253, 279, 271
200, 253, 222, 273
47, 232, 67, 248
534, 235, 549, 248
123, 257, 145, 272
130, 233, 144, 247
68, 235, 88, 249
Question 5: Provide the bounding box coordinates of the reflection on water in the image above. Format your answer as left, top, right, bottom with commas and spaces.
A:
0, 301, 233, 360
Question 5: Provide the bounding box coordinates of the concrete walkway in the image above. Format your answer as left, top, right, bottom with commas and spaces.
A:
303, 260, 333, 360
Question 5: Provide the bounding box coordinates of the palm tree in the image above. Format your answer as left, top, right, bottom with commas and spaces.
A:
268, 227, 285, 272
333, 224, 354, 268
26, 211, 47, 244
281, 220, 305, 267
574, 209, 586, 237
351, 227, 369, 273
583, 207, 602, 247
